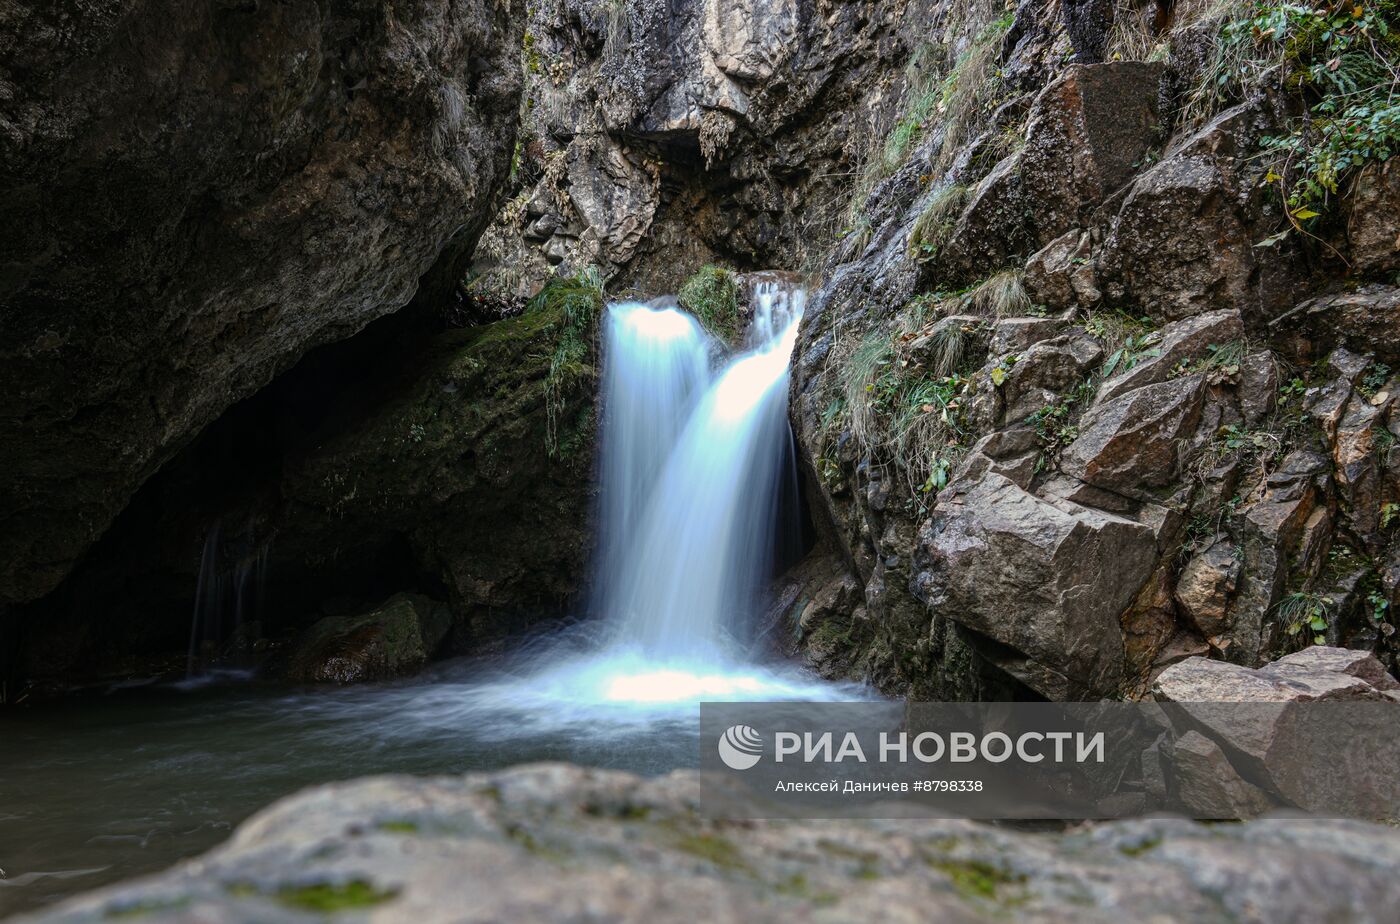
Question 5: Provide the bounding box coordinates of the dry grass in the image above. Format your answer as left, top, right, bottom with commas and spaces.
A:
967, 268, 1030, 318
908, 183, 971, 260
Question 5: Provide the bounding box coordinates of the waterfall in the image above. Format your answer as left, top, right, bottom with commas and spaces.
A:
599, 283, 805, 661
449, 278, 853, 722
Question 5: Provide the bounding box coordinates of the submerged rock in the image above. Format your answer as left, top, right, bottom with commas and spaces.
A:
21, 763, 1400, 923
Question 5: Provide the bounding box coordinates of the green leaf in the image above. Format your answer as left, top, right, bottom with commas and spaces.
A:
1291, 207, 1322, 220
1102, 349, 1123, 378
1309, 615, 1328, 631
990, 367, 1006, 386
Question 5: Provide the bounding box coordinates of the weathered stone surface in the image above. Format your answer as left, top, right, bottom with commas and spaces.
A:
1022, 230, 1099, 311
1172, 730, 1274, 820
1096, 309, 1243, 403
1269, 285, 1400, 366
999, 332, 1102, 423
279, 303, 598, 643
0, 0, 522, 608
1154, 650, 1400, 818
1098, 104, 1268, 321
21, 764, 1400, 924
1019, 62, 1163, 244
1174, 540, 1240, 641
913, 474, 1161, 698
1348, 160, 1400, 275
281, 594, 451, 684
1062, 375, 1206, 494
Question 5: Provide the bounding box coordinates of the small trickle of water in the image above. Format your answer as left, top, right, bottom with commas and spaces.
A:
185, 524, 271, 679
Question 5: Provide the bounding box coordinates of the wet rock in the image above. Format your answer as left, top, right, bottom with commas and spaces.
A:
282, 594, 451, 684
0, 0, 522, 608
1062, 375, 1206, 494
23, 764, 1400, 924
280, 298, 598, 644
913, 473, 1161, 699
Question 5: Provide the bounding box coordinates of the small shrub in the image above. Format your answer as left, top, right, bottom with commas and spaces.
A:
1277, 590, 1331, 646
678, 264, 742, 343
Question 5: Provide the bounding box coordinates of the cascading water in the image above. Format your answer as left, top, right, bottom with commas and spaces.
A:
601, 284, 805, 662
452, 279, 852, 716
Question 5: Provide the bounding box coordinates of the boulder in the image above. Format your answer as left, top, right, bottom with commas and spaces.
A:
0, 0, 521, 608
1153, 649, 1400, 818
1269, 285, 1400, 366
998, 332, 1103, 423
1019, 62, 1164, 244
22, 764, 1400, 924
281, 594, 452, 684
1023, 230, 1100, 311
912, 473, 1162, 699
1172, 730, 1274, 820
1062, 375, 1206, 494
1173, 540, 1240, 641
1098, 104, 1266, 321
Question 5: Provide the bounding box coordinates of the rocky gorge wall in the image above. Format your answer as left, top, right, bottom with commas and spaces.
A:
783, 0, 1400, 701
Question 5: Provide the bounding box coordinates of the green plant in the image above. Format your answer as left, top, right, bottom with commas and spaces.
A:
529, 267, 604, 456
1382, 501, 1400, 528
1361, 360, 1393, 396
909, 183, 971, 259
1278, 590, 1331, 645
1278, 376, 1309, 406
1194, 2, 1400, 236
677, 264, 742, 343
1028, 378, 1095, 472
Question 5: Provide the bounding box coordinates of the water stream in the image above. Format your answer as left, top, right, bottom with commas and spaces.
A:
0, 281, 860, 916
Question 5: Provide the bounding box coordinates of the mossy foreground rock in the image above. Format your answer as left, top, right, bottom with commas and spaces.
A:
21, 764, 1400, 923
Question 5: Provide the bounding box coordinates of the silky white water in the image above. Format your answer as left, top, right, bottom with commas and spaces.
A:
452, 279, 855, 718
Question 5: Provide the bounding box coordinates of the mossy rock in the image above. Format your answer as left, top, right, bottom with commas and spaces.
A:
678, 264, 742, 343
281, 593, 452, 684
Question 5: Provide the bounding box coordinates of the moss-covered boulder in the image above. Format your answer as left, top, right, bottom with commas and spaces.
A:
281, 594, 452, 684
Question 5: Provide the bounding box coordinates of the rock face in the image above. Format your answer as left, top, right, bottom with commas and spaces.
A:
11, 290, 600, 688
786, 0, 1400, 700
1152, 648, 1400, 819
468, 0, 932, 298
0, 0, 522, 608
22, 763, 1400, 923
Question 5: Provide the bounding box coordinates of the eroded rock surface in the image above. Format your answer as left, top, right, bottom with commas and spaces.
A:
20, 764, 1400, 924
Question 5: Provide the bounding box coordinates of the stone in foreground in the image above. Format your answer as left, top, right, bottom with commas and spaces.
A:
20, 764, 1400, 923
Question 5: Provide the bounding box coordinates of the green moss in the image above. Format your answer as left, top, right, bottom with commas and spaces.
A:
525, 268, 605, 456
273, 880, 399, 912
928, 859, 1023, 902
377, 820, 420, 834
678, 265, 742, 343
673, 832, 749, 870
1118, 835, 1162, 857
